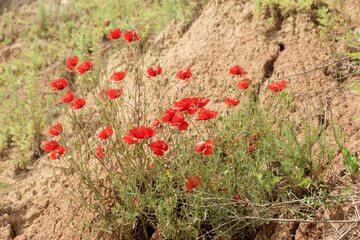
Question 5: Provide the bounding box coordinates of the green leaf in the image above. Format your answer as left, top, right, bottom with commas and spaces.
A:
346, 81, 360, 93
346, 52, 360, 60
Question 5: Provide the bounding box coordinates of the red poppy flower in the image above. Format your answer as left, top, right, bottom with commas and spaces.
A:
174, 98, 197, 115
147, 66, 163, 78
169, 113, 189, 131
106, 89, 123, 99
122, 127, 156, 144
177, 68, 192, 81
186, 176, 202, 191
66, 57, 79, 71
267, 80, 287, 92
43, 141, 60, 151
98, 127, 113, 140
107, 28, 122, 40
98, 89, 106, 100
124, 31, 140, 44
75, 60, 94, 74
237, 78, 251, 89
192, 97, 211, 108
50, 146, 65, 160
235, 194, 241, 200
249, 144, 256, 152
96, 146, 103, 158
49, 78, 68, 90
61, 91, 74, 103
149, 140, 169, 156
152, 119, 160, 127
133, 197, 138, 206
72, 98, 86, 109
195, 139, 213, 155
229, 65, 248, 77
195, 108, 218, 121
161, 108, 178, 122
224, 97, 239, 106
110, 71, 126, 81
48, 123, 63, 136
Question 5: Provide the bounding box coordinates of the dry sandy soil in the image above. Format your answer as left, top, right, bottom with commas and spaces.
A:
1, 0, 360, 239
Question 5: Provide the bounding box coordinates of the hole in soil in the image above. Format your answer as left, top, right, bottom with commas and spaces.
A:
263, 55, 278, 79
279, 43, 285, 52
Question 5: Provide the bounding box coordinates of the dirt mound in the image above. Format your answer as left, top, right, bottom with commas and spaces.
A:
1, 0, 360, 239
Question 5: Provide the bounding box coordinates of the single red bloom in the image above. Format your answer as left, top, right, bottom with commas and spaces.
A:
107, 28, 122, 40
267, 80, 287, 92
98, 127, 113, 140
96, 146, 103, 158
152, 118, 160, 127
161, 108, 178, 123
99, 89, 106, 100
149, 140, 169, 156
75, 60, 93, 75
110, 71, 126, 81
218, 187, 227, 192
106, 89, 123, 99
48, 123, 63, 136
229, 65, 248, 77
235, 194, 242, 200
186, 176, 202, 191
66, 57, 79, 71
174, 98, 197, 115
195, 139, 213, 156
147, 66, 163, 78
72, 98, 86, 109
60, 91, 74, 103
177, 68, 192, 81
249, 144, 256, 152
122, 127, 156, 144
133, 197, 138, 206
224, 97, 239, 106
195, 108, 218, 121
43, 141, 60, 151
50, 146, 65, 160
49, 78, 68, 90
237, 78, 251, 89
169, 113, 189, 131
192, 97, 211, 108
124, 31, 140, 44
